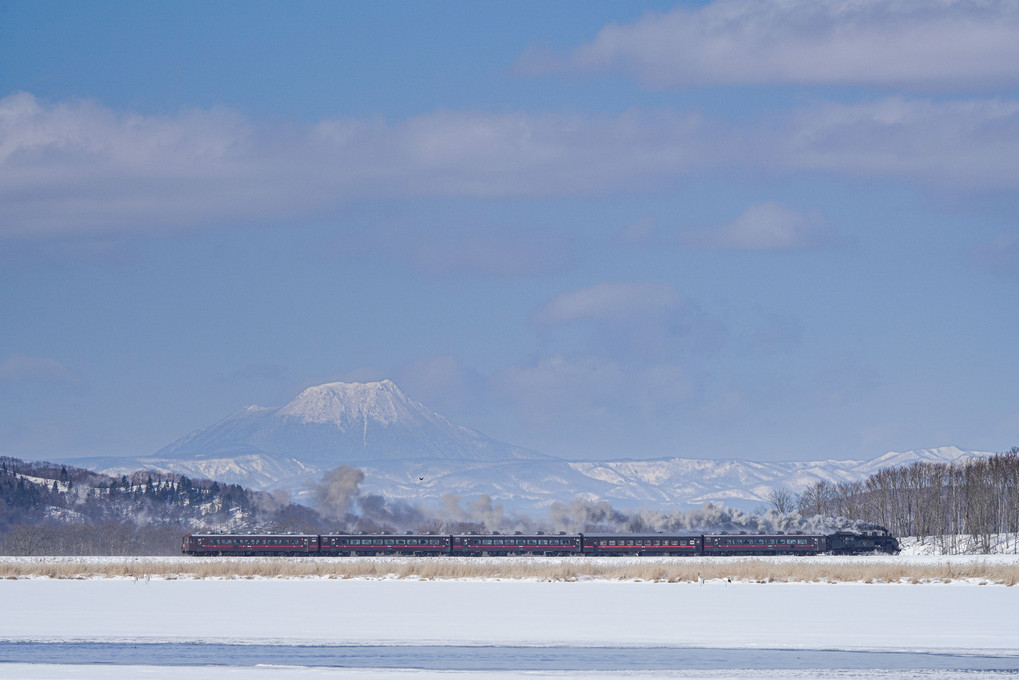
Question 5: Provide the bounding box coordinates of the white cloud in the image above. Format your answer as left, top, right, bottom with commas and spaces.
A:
3, 92, 1019, 239
776, 97, 1019, 190
680, 201, 833, 251
0, 93, 709, 237
536, 282, 685, 326
536, 283, 726, 360
534, 0, 1019, 90
308, 108, 709, 198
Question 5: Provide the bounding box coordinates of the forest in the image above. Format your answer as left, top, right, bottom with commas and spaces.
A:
794, 448, 1019, 553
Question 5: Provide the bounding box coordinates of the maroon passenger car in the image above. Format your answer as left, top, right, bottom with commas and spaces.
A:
582, 533, 703, 556
319, 534, 450, 556
451, 534, 581, 556
181, 534, 319, 556
702, 534, 825, 556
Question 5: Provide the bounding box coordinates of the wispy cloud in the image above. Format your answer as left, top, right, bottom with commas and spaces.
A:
306, 108, 710, 197
777, 97, 1019, 190
4, 92, 1019, 239
679, 201, 834, 251
526, 0, 1019, 90
535, 282, 726, 360
536, 282, 686, 327
0, 93, 708, 237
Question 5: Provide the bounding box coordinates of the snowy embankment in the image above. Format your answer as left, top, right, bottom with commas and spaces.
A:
898, 535, 1019, 555
2, 553, 1017, 585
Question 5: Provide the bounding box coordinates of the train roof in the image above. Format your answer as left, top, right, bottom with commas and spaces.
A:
581, 532, 702, 538
188, 533, 319, 539
703, 532, 826, 538
457, 533, 579, 538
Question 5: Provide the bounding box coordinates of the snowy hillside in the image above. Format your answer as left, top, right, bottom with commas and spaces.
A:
339, 445, 995, 512
82, 446, 999, 518
563, 446, 995, 508
68, 380, 998, 512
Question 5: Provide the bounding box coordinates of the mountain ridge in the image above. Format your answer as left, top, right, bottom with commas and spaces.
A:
65, 380, 998, 512
154, 380, 546, 467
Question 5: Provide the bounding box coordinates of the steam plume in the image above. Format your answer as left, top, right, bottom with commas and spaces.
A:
311, 467, 882, 535
314, 466, 365, 520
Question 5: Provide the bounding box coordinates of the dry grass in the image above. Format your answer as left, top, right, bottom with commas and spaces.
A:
1, 556, 1017, 585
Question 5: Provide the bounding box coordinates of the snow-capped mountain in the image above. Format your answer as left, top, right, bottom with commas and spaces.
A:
560, 446, 994, 508
156, 380, 545, 467
71, 380, 998, 512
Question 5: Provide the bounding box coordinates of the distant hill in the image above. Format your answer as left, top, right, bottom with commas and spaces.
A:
68, 380, 998, 512
0, 456, 323, 555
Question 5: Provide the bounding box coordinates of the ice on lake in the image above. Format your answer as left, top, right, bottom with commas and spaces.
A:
2, 571, 1017, 678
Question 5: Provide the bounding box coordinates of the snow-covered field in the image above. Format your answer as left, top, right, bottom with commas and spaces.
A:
4, 576, 1018, 649
0, 562, 1014, 676
2, 558, 1018, 679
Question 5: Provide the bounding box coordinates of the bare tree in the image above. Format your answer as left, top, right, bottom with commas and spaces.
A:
767, 488, 795, 514
1, 524, 48, 556
797, 480, 837, 517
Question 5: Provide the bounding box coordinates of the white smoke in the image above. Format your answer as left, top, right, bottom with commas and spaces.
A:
311, 467, 884, 535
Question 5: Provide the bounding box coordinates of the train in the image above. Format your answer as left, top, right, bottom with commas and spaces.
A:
182, 528, 899, 557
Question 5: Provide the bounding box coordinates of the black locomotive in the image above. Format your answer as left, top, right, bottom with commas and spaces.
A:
182, 528, 899, 557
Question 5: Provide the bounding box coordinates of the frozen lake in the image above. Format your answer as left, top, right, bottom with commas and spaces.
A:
3, 668, 1019, 680
2, 642, 1018, 672
1, 574, 1017, 678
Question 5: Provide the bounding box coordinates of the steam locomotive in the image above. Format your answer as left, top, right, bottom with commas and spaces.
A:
182, 529, 899, 557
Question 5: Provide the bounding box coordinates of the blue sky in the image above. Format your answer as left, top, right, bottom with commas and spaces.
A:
2, 0, 1018, 463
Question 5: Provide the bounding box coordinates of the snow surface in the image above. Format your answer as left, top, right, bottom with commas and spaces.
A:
277, 381, 415, 427
2, 668, 1016, 680
2, 572, 1018, 679
2, 578, 1017, 651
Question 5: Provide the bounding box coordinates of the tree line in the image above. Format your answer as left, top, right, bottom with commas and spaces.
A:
0, 457, 324, 555
788, 449, 1019, 553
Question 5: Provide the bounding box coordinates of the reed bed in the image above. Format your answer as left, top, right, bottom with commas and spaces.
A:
1, 556, 1017, 585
